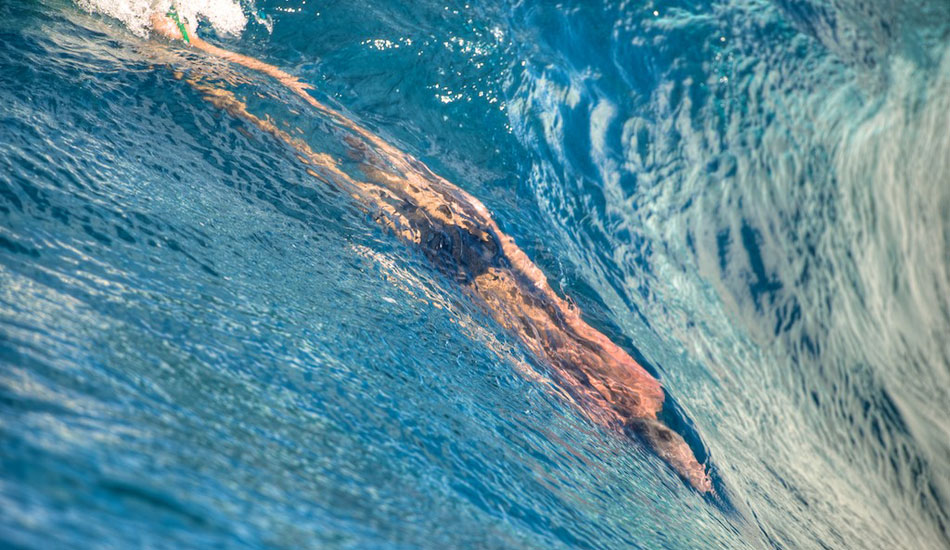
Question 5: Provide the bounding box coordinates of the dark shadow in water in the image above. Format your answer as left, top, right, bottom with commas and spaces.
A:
653, 388, 739, 516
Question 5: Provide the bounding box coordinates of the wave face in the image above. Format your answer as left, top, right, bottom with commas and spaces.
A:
1, 1, 948, 548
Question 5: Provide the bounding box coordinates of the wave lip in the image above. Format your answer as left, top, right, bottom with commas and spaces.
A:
77, 0, 247, 37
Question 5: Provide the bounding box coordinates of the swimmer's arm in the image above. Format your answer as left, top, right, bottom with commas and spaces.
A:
148, 12, 393, 153
149, 12, 311, 94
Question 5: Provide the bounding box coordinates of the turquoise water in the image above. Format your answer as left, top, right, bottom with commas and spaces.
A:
1, 0, 949, 548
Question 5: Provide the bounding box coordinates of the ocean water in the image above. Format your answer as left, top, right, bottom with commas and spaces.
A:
1, 0, 948, 548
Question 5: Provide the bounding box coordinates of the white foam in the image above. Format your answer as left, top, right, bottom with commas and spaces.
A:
77, 0, 248, 38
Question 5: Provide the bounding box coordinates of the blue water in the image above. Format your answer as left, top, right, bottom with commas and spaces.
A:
2, 0, 949, 548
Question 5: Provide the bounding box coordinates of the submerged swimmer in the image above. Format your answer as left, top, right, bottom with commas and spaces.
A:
149, 7, 713, 493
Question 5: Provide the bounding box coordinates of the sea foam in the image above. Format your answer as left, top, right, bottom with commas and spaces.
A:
77, 0, 248, 38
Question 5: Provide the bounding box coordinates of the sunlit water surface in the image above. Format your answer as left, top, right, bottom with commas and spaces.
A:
1, 0, 948, 548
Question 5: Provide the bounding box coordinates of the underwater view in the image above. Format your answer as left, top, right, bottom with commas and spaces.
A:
1, 0, 949, 548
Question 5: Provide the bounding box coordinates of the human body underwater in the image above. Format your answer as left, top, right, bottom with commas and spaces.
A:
150, 6, 720, 497
1, 0, 948, 549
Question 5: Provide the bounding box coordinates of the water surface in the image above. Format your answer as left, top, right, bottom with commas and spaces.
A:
1, 0, 949, 548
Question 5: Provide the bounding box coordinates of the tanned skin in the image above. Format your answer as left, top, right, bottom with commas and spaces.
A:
150, 11, 712, 493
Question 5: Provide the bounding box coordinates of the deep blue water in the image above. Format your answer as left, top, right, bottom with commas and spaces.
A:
2, 0, 949, 548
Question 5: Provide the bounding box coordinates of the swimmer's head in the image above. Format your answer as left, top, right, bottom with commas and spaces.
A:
149, 2, 197, 43
145, 0, 247, 40
150, 9, 195, 43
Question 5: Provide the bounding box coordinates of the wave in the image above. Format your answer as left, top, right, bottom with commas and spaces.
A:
1, 0, 947, 548
503, 0, 949, 546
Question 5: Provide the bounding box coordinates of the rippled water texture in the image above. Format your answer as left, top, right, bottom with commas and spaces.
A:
2, 0, 949, 548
